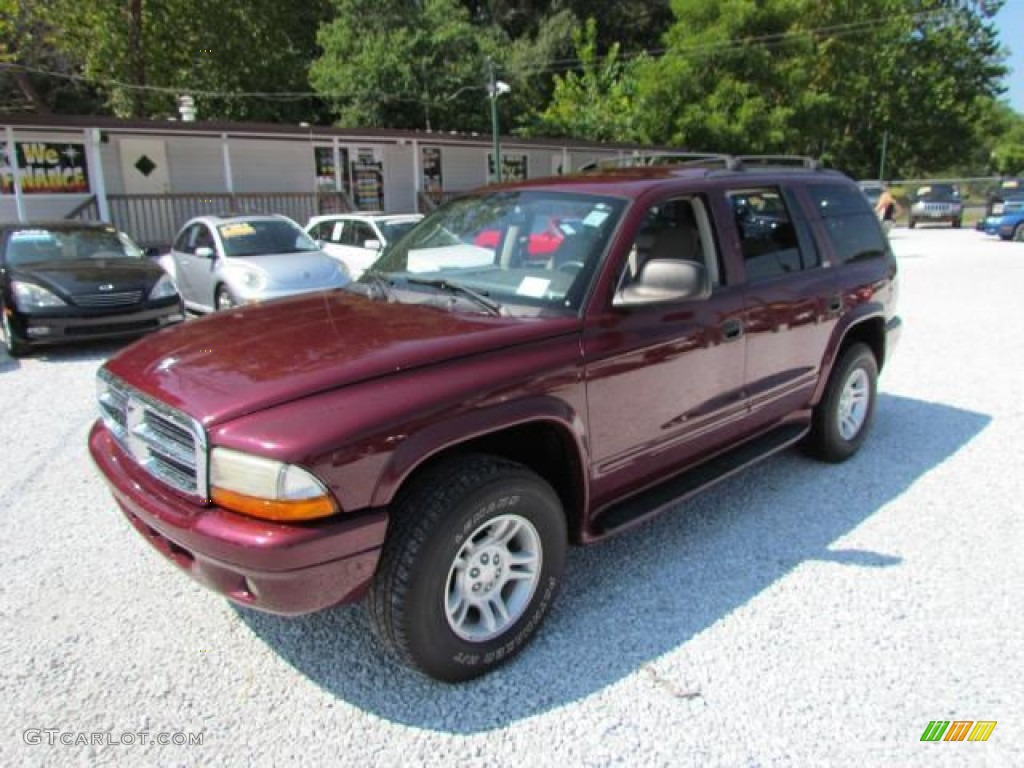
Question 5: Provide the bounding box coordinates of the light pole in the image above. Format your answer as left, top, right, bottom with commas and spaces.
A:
486, 58, 510, 183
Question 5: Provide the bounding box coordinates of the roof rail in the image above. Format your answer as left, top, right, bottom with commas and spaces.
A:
731, 155, 824, 171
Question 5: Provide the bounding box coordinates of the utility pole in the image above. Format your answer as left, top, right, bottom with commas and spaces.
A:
878, 130, 889, 182
487, 57, 501, 183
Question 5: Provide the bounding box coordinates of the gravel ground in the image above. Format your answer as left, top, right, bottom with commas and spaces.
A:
2, 227, 1021, 767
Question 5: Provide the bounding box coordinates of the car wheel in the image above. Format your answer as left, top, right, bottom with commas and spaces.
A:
1014, 223, 1024, 242
804, 343, 878, 463
908, 218, 917, 229
952, 219, 962, 229
1, 313, 28, 357
367, 453, 567, 682
215, 285, 237, 311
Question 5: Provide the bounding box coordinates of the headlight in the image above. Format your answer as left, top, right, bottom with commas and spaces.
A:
148, 274, 179, 300
209, 447, 339, 521
228, 266, 266, 291
12, 281, 66, 310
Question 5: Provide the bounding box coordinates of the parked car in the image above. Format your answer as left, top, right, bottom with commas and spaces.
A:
305, 213, 423, 279
163, 214, 350, 313
0, 221, 183, 357
908, 183, 963, 228
979, 180, 1024, 236
984, 208, 1024, 241
90, 156, 900, 682
857, 180, 885, 208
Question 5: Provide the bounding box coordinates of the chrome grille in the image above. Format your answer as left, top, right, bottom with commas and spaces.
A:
97, 370, 207, 498
74, 290, 143, 308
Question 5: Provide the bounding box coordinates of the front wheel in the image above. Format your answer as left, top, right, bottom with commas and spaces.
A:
215, 285, 238, 311
804, 343, 878, 463
908, 218, 917, 229
368, 454, 567, 682
2, 312, 28, 357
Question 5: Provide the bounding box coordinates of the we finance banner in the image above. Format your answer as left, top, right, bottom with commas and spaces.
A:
1, 141, 91, 194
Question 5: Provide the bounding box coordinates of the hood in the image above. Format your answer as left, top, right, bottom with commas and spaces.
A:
11, 258, 164, 300
104, 290, 579, 427
230, 251, 342, 288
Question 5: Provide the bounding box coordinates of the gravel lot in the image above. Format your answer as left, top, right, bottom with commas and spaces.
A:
2, 227, 1022, 767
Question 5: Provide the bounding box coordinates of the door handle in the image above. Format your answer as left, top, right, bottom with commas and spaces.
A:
721, 318, 744, 341
828, 295, 843, 313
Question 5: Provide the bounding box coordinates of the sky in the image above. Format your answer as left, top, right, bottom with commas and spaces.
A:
997, 0, 1024, 113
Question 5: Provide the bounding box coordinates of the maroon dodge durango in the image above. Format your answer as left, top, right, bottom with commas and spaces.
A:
90, 156, 901, 682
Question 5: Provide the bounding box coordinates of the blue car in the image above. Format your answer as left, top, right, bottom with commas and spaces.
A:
987, 210, 1024, 241
980, 182, 1024, 240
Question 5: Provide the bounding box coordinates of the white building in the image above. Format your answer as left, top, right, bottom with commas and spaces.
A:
2, 115, 678, 245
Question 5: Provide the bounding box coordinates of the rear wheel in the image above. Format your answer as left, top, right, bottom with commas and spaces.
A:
1014, 223, 1024, 242
908, 218, 917, 229
952, 218, 962, 229
368, 454, 567, 682
804, 343, 878, 463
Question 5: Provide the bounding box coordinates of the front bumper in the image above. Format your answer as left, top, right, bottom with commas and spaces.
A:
13, 302, 184, 346
88, 423, 387, 615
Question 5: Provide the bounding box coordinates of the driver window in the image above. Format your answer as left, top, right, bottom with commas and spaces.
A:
618, 197, 718, 291
194, 225, 216, 252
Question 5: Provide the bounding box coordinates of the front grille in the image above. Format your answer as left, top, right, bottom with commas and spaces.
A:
97, 370, 207, 498
66, 319, 160, 336
74, 290, 143, 308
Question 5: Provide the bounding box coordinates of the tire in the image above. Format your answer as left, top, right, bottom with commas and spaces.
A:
952, 218, 962, 229
907, 218, 917, 229
368, 453, 567, 682
215, 285, 237, 311
2, 312, 29, 357
1014, 223, 1024, 243
804, 343, 878, 463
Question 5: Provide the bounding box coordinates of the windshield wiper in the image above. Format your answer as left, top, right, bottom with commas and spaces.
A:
406, 277, 503, 316
361, 268, 398, 302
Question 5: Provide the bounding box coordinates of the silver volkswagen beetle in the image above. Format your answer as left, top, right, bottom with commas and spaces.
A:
162, 214, 350, 312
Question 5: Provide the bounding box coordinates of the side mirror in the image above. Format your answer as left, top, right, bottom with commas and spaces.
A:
144, 246, 162, 259
363, 239, 382, 251
614, 259, 710, 307
195, 246, 215, 259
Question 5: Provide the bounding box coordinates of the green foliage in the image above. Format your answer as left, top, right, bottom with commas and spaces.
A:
530, 18, 643, 141
632, 0, 1008, 178
311, 0, 505, 131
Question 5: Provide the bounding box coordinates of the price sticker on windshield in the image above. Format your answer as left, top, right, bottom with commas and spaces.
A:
219, 223, 255, 239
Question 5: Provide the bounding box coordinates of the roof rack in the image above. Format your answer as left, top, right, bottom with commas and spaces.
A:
577, 152, 824, 173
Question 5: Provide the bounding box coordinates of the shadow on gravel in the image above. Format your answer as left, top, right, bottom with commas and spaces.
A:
238, 393, 990, 734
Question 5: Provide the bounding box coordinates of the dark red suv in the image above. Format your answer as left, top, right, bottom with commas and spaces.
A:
89, 156, 900, 682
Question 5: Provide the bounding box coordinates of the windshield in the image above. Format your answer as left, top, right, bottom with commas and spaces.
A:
217, 219, 320, 257
379, 219, 421, 243
367, 190, 625, 313
916, 184, 959, 202
4, 227, 143, 266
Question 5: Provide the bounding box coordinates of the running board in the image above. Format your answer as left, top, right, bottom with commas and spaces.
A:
593, 423, 808, 536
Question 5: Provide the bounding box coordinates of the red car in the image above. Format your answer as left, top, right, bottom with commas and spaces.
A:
90, 157, 900, 682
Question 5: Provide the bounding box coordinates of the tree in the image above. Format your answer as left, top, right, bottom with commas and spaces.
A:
632, 0, 1008, 177
530, 19, 643, 141
312, 0, 505, 131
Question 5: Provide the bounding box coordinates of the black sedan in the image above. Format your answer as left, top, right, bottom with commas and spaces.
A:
1, 221, 184, 356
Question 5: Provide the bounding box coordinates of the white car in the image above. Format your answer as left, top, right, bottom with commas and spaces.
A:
305, 213, 423, 278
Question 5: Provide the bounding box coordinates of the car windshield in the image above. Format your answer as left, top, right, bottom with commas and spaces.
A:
916, 185, 958, 202
4, 227, 143, 266
366, 190, 625, 313
217, 219, 319, 257
378, 219, 420, 243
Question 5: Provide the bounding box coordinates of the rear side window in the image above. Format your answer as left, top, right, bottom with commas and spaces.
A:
807, 184, 887, 264
728, 187, 812, 282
